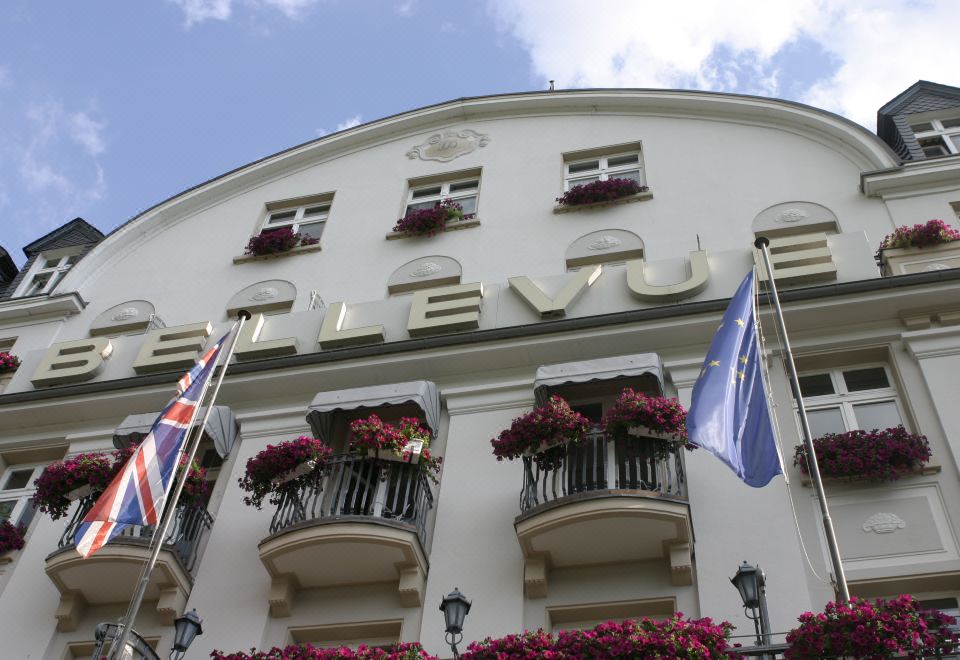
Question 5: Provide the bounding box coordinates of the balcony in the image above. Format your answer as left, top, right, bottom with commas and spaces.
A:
257, 453, 434, 616
44, 498, 213, 632
514, 431, 692, 597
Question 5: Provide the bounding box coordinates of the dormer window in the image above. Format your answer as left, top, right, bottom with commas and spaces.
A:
910, 116, 960, 157
18, 250, 82, 297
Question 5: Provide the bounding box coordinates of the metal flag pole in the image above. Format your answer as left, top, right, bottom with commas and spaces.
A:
108, 311, 250, 660
754, 237, 849, 601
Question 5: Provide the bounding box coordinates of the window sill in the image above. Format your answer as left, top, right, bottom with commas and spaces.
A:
553, 190, 653, 214
799, 460, 941, 487
232, 243, 322, 264
385, 217, 481, 240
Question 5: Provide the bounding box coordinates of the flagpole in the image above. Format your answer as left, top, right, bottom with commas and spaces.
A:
108, 311, 250, 660
754, 237, 850, 601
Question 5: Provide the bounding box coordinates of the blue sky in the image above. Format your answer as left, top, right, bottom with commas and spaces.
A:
1, 0, 957, 265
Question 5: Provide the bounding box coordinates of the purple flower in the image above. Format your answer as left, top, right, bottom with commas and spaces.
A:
393, 199, 464, 237
210, 642, 437, 659
239, 436, 333, 509
556, 178, 647, 207
0, 520, 26, 554
879, 219, 960, 250
793, 426, 931, 481
244, 227, 316, 256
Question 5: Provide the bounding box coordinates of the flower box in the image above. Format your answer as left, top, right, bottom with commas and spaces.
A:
491, 396, 590, 470
239, 436, 333, 509
626, 425, 675, 441
385, 216, 480, 240
521, 437, 565, 457
271, 459, 318, 486
0, 520, 25, 555
375, 440, 422, 464
553, 189, 653, 214
64, 484, 93, 501
391, 199, 465, 237
879, 241, 960, 276
0, 351, 21, 374
793, 426, 931, 482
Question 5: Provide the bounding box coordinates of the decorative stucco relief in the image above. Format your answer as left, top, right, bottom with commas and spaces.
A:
406, 129, 489, 162
862, 512, 906, 534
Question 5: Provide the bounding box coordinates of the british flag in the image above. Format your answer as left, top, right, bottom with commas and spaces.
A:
74, 332, 230, 558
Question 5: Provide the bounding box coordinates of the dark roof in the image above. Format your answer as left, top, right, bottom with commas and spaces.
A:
22, 217, 104, 258
877, 81, 960, 160
0, 246, 17, 285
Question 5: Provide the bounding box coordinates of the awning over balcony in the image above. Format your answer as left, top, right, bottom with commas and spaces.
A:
534, 353, 664, 405
306, 380, 440, 439
113, 406, 240, 458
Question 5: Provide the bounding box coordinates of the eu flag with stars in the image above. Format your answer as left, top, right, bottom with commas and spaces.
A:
687, 271, 783, 487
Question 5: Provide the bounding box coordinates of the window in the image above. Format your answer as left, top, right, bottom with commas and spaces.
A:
19, 250, 82, 297
262, 202, 330, 243
798, 365, 904, 438
0, 464, 42, 529
564, 151, 644, 190
910, 116, 960, 157
404, 176, 479, 218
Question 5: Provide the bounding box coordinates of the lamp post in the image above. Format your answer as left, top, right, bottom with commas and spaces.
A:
91, 609, 203, 660
171, 609, 204, 660
439, 587, 471, 659
731, 561, 771, 647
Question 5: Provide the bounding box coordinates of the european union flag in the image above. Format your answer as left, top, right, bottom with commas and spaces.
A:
687, 272, 783, 487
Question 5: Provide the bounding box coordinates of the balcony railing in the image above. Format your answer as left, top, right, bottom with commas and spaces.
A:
520, 430, 686, 513
57, 496, 213, 573
268, 453, 435, 543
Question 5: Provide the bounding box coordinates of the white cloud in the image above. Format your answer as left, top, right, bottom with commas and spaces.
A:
8, 99, 108, 241
316, 114, 364, 137
336, 115, 362, 131
395, 0, 417, 17
169, 0, 232, 27
169, 0, 323, 25
488, 0, 960, 129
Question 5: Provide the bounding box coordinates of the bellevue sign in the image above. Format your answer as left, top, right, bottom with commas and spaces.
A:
28, 234, 836, 389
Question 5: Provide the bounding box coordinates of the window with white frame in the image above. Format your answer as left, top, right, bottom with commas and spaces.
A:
798, 365, 904, 438
910, 116, 960, 157
19, 250, 82, 297
261, 201, 330, 243
404, 176, 479, 218
564, 150, 645, 190
0, 463, 42, 529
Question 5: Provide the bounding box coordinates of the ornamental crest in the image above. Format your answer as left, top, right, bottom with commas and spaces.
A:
251, 287, 279, 301
112, 307, 140, 321
406, 129, 490, 162
587, 235, 623, 251
410, 262, 442, 277
862, 512, 906, 534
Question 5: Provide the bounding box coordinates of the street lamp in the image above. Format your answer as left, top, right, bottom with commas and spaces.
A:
731, 561, 771, 647
92, 609, 204, 660
171, 609, 204, 660
439, 587, 472, 659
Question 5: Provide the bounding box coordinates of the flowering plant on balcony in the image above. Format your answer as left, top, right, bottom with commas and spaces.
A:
0, 351, 21, 373
392, 199, 463, 237
785, 595, 956, 659
32, 452, 117, 520
0, 520, 26, 554
348, 415, 443, 481
113, 442, 209, 507
490, 395, 591, 470
879, 218, 960, 250
244, 226, 319, 256
238, 436, 333, 509
210, 642, 437, 659
602, 388, 691, 460
556, 177, 648, 207
462, 614, 733, 658
793, 426, 931, 481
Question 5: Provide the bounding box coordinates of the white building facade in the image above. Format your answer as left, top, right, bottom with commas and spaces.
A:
1, 85, 960, 658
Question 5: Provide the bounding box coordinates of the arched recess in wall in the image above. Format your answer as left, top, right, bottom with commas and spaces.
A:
751, 202, 841, 286
89, 300, 157, 336
226, 280, 297, 317
565, 229, 645, 269
751, 201, 840, 238
387, 256, 462, 294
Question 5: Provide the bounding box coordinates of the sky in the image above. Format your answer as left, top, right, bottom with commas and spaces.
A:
0, 0, 957, 266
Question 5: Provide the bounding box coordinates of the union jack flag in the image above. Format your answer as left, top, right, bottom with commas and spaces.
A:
74, 332, 231, 558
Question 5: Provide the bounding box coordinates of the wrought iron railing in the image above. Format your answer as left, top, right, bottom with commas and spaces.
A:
57, 497, 213, 573
519, 430, 686, 513
268, 453, 435, 542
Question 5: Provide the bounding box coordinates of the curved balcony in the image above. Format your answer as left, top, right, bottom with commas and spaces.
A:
515, 431, 692, 597
45, 498, 213, 632
258, 453, 434, 616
